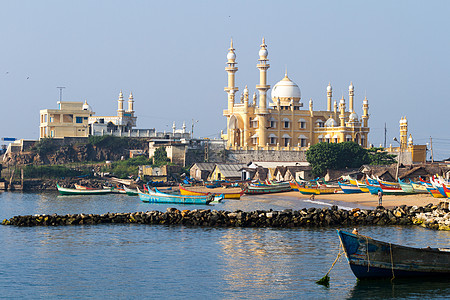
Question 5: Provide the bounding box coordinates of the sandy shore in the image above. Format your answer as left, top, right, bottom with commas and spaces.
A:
180, 186, 445, 209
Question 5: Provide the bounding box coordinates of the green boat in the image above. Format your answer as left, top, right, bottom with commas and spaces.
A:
57, 184, 113, 195
123, 185, 138, 196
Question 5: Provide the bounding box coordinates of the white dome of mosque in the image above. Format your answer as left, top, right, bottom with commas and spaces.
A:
349, 112, 358, 121
259, 48, 268, 58
227, 51, 236, 61
82, 100, 92, 111
325, 117, 338, 127
271, 75, 301, 101
327, 84, 332, 92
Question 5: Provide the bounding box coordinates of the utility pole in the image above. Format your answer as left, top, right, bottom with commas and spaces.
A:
191, 119, 198, 139
57, 87, 66, 101
430, 136, 434, 163
384, 123, 387, 148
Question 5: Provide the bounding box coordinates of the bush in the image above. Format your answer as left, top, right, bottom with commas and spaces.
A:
31, 138, 58, 156
23, 165, 89, 179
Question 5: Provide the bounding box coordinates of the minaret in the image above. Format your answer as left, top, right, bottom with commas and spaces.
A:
362, 96, 369, 127
127, 91, 134, 113
172, 122, 176, 135
243, 85, 249, 146
182, 121, 186, 133
408, 134, 413, 147
309, 98, 313, 114
333, 100, 338, 120
400, 116, 408, 149
117, 91, 124, 117
339, 96, 346, 127
225, 38, 238, 113
348, 82, 354, 112
327, 83, 332, 111
256, 38, 270, 147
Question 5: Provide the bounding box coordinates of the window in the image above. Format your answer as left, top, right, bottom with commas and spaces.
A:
300, 139, 307, 147
299, 118, 306, 129
76, 117, 83, 123
270, 120, 276, 128
251, 118, 258, 128
333, 138, 338, 143
318, 138, 323, 143
283, 138, 290, 147
270, 137, 277, 144
282, 118, 290, 129
316, 120, 324, 127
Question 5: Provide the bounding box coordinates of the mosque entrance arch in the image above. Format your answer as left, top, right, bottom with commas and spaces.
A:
229, 115, 242, 147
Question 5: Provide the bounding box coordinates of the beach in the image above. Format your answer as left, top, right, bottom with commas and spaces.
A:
179, 186, 444, 209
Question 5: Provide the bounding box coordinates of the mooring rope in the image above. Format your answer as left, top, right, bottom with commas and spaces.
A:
390, 242, 395, 281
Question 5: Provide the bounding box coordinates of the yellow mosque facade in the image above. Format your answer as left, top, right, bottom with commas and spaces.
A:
222, 39, 370, 150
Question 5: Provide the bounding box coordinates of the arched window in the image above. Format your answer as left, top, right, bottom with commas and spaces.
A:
298, 118, 306, 129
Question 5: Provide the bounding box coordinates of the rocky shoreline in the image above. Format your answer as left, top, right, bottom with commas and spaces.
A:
2, 203, 449, 230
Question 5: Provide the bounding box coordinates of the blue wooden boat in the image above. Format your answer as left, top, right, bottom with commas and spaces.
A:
137, 187, 213, 205
338, 182, 364, 194
338, 230, 450, 279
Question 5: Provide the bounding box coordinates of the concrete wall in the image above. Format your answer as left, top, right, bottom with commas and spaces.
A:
226, 149, 307, 164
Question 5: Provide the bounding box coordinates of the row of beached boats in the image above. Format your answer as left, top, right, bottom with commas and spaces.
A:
337, 175, 450, 198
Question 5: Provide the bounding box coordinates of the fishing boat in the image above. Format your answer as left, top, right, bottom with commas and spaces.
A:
123, 185, 138, 196
138, 187, 213, 204
242, 181, 291, 195
105, 186, 126, 194
338, 230, 450, 279
179, 185, 243, 199
338, 182, 364, 194
295, 181, 339, 195
426, 186, 446, 198
442, 184, 450, 198
57, 184, 113, 195
356, 180, 370, 193
398, 179, 415, 194
365, 179, 410, 195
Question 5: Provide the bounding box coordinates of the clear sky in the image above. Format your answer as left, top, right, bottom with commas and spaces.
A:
1, 0, 449, 160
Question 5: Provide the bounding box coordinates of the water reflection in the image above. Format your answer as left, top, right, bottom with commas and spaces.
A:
347, 278, 450, 299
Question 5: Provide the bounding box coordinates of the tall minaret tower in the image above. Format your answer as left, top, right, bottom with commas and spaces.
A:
225, 39, 238, 113
348, 82, 354, 112
256, 38, 270, 147
339, 96, 346, 127
400, 116, 408, 149
362, 96, 369, 127
117, 91, 124, 117
327, 83, 332, 111
127, 91, 134, 114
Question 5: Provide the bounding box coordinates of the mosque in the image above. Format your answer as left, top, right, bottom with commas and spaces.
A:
222, 39, 370, 150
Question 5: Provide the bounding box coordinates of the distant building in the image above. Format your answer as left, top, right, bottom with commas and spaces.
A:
40, 101, 93, 138
385, 116, 427, 164
222, 38, 370, 150
89, 91, 137, 135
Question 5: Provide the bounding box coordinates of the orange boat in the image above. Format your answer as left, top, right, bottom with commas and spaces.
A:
179, 185, 243, 199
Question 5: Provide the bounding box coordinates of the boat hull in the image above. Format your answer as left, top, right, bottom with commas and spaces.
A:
338, 230, 450, 279
179, 186, 243, 199
242, 183, 291, 195
57, 184, 112, 195
138, 188, 212, 204
338, 182, 364, 194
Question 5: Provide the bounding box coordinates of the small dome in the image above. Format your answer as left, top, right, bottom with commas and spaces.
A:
227, 51, 236, 61
243, 85, 249, 94
327, 83, 332, 92
325, 117, 337, 127
349, 112, 358, 121
82, 100, 92, 111
271, 75, 301, 102
259, 48, 268, 58
349, 82, 354, 91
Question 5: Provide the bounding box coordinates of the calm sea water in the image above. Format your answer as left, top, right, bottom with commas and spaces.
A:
0, 191, 449, 299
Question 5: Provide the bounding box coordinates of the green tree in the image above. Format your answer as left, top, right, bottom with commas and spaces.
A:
306, 142, 370, 177
152, 146, 170, 166
306, 142, 340, 177
366, 147, 397, 165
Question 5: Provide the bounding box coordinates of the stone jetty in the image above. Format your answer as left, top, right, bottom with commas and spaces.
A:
2, 203, 449, 230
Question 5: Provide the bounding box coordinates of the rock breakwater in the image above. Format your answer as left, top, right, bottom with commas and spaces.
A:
2, 203, 449, 230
